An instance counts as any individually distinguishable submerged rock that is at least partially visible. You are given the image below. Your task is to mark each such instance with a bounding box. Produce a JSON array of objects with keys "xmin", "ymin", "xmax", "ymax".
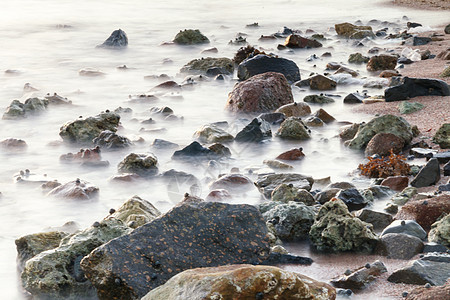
[
  {"xmin": 303, "ymin": 94, "xmax": 334, "ymax": 104},
  {"xmin": 173, "ymin": 29, "xmax": 209, "ymax": 45},
  {"xmin": 3, "ymin": 98, "xmax": 48, "ymax": 119},
  {"xmin": 275, "ymin": 102, "xmax": 311, "ymax": 117},
  {"xmin": 0, "ymin": 138, "xmax": 27, "ymax": 150},
  {"xmin": 255, "ymin": 173, "xmax": 314, "ymax": 199},
  {"xmin": 348, "ymin": 52, "xmax": 370, "ymax": 64},
  {"xmin": 142, "ymin": 265, "xmax": 336, "ymax": 300},
  {"xmin": 237, "ymin": 54, "xmax": 300, "ymax": 83},
  {"xmin": 335, "ymin": 23, "xmax": 373, "ymax": 38},
  {"xmin": 194, "ymin": 124, "xmax": 234, "ymax": 144},
  {"xmin": 110, "ymin": 195, "xmax": 161, "ymax": 228},
  {"xmin": 284, "ymin": 34, "xmax": 322, "ymax": 48},
  {"xmin": 97, "ymin": 29, "xmax": 128, "ymax": 48},
  {"xmin": 117, "ymin": 153, "xmax": 158, "ymax": 177},
  {"xmin": 93, "ymin": 130, "xmax": 131, "ymax": 149},
  {"xmin": 331, "ymin": 260, "xmax": 387, "ymax": 290},
  {"xmin": 277, "ymin": 117, "xmax": 311, "ymax": 140},
  {"xmin": 47, "ymin": 179, "xmax": 99, "ymax": 200},
  {"xmin": 385, "ymin": 77, "xmax": 450, "ymax": 102},
  {"xmin": 276, "ymin": 148, "xmax": 305, "ymax": 160},
  {"xmin": 180, "ymin": 57, "xmax": 233, "ymax": 75},
  {"xmin": 234, "ymin": 117, "xmax": 272, "ymax": 143},
  {"xmin": 172, "ymin": 141, "xmax": 217, "ymax": 160}
]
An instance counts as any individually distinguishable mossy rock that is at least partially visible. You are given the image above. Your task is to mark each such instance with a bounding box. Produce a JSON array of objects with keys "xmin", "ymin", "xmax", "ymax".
[
  {"xmin": 180, "ymin": 57, "xmax": 234, "ymax": 75},
  {"xmin": 398, "ymin": 101, "xmax": 424, "ymax": 114},
  {"xmin": 348, "ymin": 53, "xmax": 370, "ymax": 64},
  {"xmin": 110, "ymin": 195, "xmax": 161, "ymax": 228},
  {"xmin": 441, "ymin": 66, "xmax": 450, "ymax": 77},
  {"xmin": 277, "ymin": 117, "xmax": 311, "ymax": 140},
  {"xmin": 173, "ymin": 29, "xmax": 209, "ymax": 45},
  {"xmin": 429, "ymin": 214, "xmax": 450, "ymax": 247},
  {"xmin": 433, "ymin": 123, "xmax": 450, "ymax": 149}
]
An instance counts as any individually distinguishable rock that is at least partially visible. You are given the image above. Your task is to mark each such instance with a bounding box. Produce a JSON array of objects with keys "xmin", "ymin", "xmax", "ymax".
[
  {"xmin": 209, "ymin": 174, "xmax": 253, "ymax": 193},
  {"xmin": 396, "ymin": 195, "xmax": 450, "ymax": 231},
  {"xmin": 275, "ymin": 102, "xmax": 311, "ymax": 117},
  {"xmin": 434, "ymin": 151, "xmax": 450, "ymax": 163},
  {"xmin": 21, "ymin": 218, "xmax": 131, "ymax": 299},
  {"xmin": 406, "ymin": 280, "xmax": 450, "ymax": 300},
  {"xmin": 193, "ymin": 124, "xmax": 233, "ymax": 144},
  {"xmin": 80, "ymin": 202, "xmax": 272, "ymax": 299},
  {"xmin": 60, "ymin": 146, "xmax": 106, "ymax": 166},
  {"xmin": 327, "ymin": 182, "xmax": 356, "ymax": 190},
  {"xmin": 315, "ymin": 188, "xmax": 341, "ymax": 204},
  {"xmin": 276, "ymin": 148, "xmax": 305, "ymax": 160},
  {"xmin": 44, "ymin": 93, "xmax": 72, "ymax": 105},
  {"xmin": 110, "ymin": 195, "xmax": 161, "ymax": 229},
  {"xmin": 142, "ymin": 264, "xmax": 336, "ymax": 300},
  {"xmin": 381, "ymin": 176, "xmax": 409, "ymax": 191},
  {"xmin": 446, "ymin": 24, "xmax": 450, "ymax": 34},
  {"xmin": 93, "ymin": 130, "xmax": 131, "ymax": 149},
  {"xmin": 173, "ymin": 29, "xmax": 209, "ymax": 45},
  {"xmin": 391, "ymin": 187, "xmax": 418, "ymax": 205},
  {"xmin": 2, "ymin": 98, "xmax": 48, "ymax": 119},
  {"xmin": 367, "ymin": 55, "xmax": 397, "ymax": 71},
  {"xmin": 335, "ymin": 23, "xmax": 373, "ymax": 38},
  {"xmin": 381, "ymin": 220, "xmax": 427, "ymax": 240},
  {"xmin": 172, "ymin": 141, "xmax": 217, "ymax": 160},
  {"xmin": 180, "ymin": 57, "xmax": 233, "ymax": 75},
  {"xmin": 313, "ymin": 108, "xmax": 335, "ymax": 123},
  {"xmin": 260, "ymin": 201, "xmax": 315, "ymax": 241},
  {"xmin": 385, "ymin": 77, "xmax": 450, "ymax": 102},
  {"xmin": 234, "ymin": 117, "xmax": 271, "ymax": 143},
  {"xmin": 339, "ymin": 123, "xmax": 360, "ymax": 140},
  {"xmin": 78, "ymin": 68, "xmax": 105, "ymax": 77},
  {"xmin": 257, "ymin": 112, "xmax": 286, "ymax": 125},
  {"xmin": 444, "ymin": 161, "xmax": 450, "ymax": 176},
  {"xmin": 348, "ymin": 114, "xmax": 413, "ymax": 150},
  {"xmin": 271, "ymin": 184, "xmax": 315, "ymax": 205},
  {"xmin": 303, "ymin": 94, "xmax": 334, "ymax": 104},
  {"xmin": 404, "ymin": 36, "xmax": 432, "ymax": 46},
  {"xmin": 0, "ymin": 138, "xmax": 27, "ymax": 150},
  {"xmin": 376, "ymin": 233, "xmax": 423, "ymax": 259},
  {"xmin": 305, "ymin": 116, "xmax": 324, "ymax": 127},
  {"xmin": 309, "ymin": 199, "xmax": 378, "ymax": 252},
  {"xmin": 226, "ymin": 72, "xmax": 294, "ymax": 113},
  {"xmin": 206, "ymin": 143, "xmax": 230, "ymax": 158},
  {"xmin": 380, "ymin": 70, "xmax": 400, "ymax": 78},
  {"xmin": 47, "ymin": 179, "xmax": 99, "ymax": 200},
  {"xmin": 59, "ymin": 112, "xmax": 120, "ymax": 145},
  {"xmin": 117, "ymin": 153, "xmax": 158, "ymax": 177},
  {"xmin": 388, "ymin": 253, "xmax": 450, "ymax": 286},
  {"xmin": 205, "ymin": 189, "xmax": 232, "ymax": 202},
  {"xmin": 441, "ymin": 66, "xmax": 450, "ymax": 77},
  {"xmin": 331, "ymin": 261, "xmax": 387, "ymax": 290},
  {"xmin": 411, "ymin": 158, "xmax": 440, "ymax": 188},
  {"xmin": 343, "ymin": 92, "xmax": 364, "ymax": 104},
  {"xmin": 237, "ymin": 54, "xmax": 300, "ymax": 83},
  {"xmin": 151, "ymin": 139, "xmax": 179, "ymax": 149},
  {"xmin": 399, "ymin": 101, "xmax": 425, "ymax": 114},
  {"xmin": 433, "ymin": 123, "xmax": 450, "ymax": 149},
  {"xmin": 423, "ymin": 242, "xmax": 448, "ymax": 253},
  {"xmin": 365, "ymin": 132, "xmax": 405, "ymax": 156},
  {"xmin": 264, "ymin": 159, "xmax": 293, "ymax": 169},
  {"xmin": 284, "ymin": 34, "xmax": 323, "ymax": 48},
  {"xmin": 232, "ymin": 45, "xmax": 263, "ymax": 65},
  {"xmin": 334, "ymin": 66, "xmax": 358, "ymax": 77},
  {"xmin": 255, "ymin": 173, "xmax": 314, "ymax": 199},
  {"xmin": 429, "ymin": 214, "xmax": 450, "ymax": 247},
  {"xmin": 336, "ymin": 188, "xmax": 370, "ymax": 211},
  {"xmin": 308, "ymin": 74, "xmax": 337, "ymax": 90},
  {"xmin": 97, "ymin": 29, "xmax": 128, "ymax": 48},
  {"xmin": 277, "ymin": 117, "xmax": 311, "ymax": 140},
  {"xmin": 348, "ymin": 53, "xmax": 370, "ymax": 64},
  {"xmin": 354, "ymin": 209, "xmax": 393, "ymax": 230}
]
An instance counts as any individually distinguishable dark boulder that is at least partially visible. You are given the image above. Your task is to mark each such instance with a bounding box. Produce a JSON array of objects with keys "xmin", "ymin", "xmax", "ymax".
[
  {"xmin": 97, "ymin": 29, "xmax": 128, "ymax": 48},
  {"xmin": 284, "ymin": 34, "xmax": 322, "ymax": 48},
  {"xmin": 93, "ymin": 130, "xmax": 131, "ymax": 149},
  {"xmin": 336, "ymin": 188, "xmax": 370, "ymax": 211},
  {"xmin": 376, "ymin": 233, "xmax": 423, "ymax": 260},
  {"xmin": 235, "ymin": 117, "xmax": 272, "ymax": 143},
  {"xmin": 172, "ymin": 141, "xmax": 217, "ymax": 160},
  {"xmin": 237, "ymin": 54, "xmax": 300, "ymax": 83},
  {"xmin": 381, "ymin": 220, "xmax": 427, "ymax": 240},
  {"xmin": 257, "ymin": 112, "xmax": 286, "ymax": 125},
  {"xmin": 343, "ymin": 92, "xmax": 364, "ymax": 104},
  {"xmin": 410, "ymin": 158, "xmax": 440, "ymax": 188},
  {"xmin": 173, "ymin": 29, "xmax": 209, "ymax": 45},
  {"xmin": 385, "ymin": 77, "xmax": 450, "ymax": 102},
  {"xmin": 354, "ymin": 209, "xmax": 393, "ymax": 230}
]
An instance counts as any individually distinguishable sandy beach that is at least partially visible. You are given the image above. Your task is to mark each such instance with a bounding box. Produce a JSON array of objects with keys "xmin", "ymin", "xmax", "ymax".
[{"xmin": 391, "ymin": 0, "xmax": 450, "ymax": 10}]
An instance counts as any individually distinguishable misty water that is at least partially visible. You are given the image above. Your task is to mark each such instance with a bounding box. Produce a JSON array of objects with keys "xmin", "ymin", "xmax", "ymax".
[{"xmin": 0, "ymin": 0, "xmax": 449, "ymax": 299}]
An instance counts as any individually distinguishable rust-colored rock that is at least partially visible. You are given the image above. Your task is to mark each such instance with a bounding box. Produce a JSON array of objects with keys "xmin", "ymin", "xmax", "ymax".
[
  {"xmin": 209, "ymin": 174, "xmax": 254, "ymax": 192},
  {"xmin": 205, "ymin": 189, "xmax": 232, "ymax": 202},
  {"xmin": 309, "ymin": 74, "xmax": 337, "ymax": 90},
  {"xmin": 406, "ymin": 280, "xmax": 450, "ymax": 300},
  {"xmin": 381, "ymin": 176, "xmax": 409, "ymax": 191},
  {"xmin": 276, "ymin": 148, "xmax": 305, "ymax": 160},
  {"xmin": 226, "ymin": 72, "xmax": 294, "ymax": 113},
  {"xmin": 380, "ymin": 70, "xmax": 400, "ymax": 78},
  {"xmin": 314, "ymin": 108, "xmax": 335, "ymax": 123},
  {"xmin": 367, "ymin": 55, "xmax": 398, "ymax": 72},
  {"xmin": 46, "ymin": 179, "xmax": 99, "ymax": 200},
  {"xmin": 275, "ymin": 102, "xmax": 311, "ymax": 117},
  {"xmin": 365, "ymin": 132, "xmax": 405, "ymax": 157}
]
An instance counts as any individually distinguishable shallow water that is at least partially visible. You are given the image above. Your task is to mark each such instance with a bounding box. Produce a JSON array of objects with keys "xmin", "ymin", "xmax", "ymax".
[{"xmin": 0, "ymin": 0, "xmax": 449, "ymax": 299}]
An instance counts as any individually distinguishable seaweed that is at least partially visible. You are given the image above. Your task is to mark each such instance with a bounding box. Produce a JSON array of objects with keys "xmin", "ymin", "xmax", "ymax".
[{"xmin": 358, "ymin": 149, "xmax": 410, "ymax": 178}]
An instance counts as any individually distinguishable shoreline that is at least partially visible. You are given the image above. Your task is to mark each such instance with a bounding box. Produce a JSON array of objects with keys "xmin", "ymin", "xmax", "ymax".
[{"xmin": 387, "ymin": 0, "xmax": 450, "ymax": 11}]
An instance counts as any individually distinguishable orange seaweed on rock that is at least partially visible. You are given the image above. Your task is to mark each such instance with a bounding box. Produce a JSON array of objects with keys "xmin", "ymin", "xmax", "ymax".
[{"xmin": 358, "ymin": 149, "xmax": 410, "ymax": 178}]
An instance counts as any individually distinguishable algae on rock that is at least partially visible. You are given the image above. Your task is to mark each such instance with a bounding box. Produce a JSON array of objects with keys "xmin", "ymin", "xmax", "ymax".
[{"xmin": 110, "ymin": 195, "xmax": 161, "ymax": 228}]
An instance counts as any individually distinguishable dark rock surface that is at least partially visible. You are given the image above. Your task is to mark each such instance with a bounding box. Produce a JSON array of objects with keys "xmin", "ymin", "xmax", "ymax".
[
  {"xmin": 381, "ymin": 220, "xmax": 427, "ymax": 241},
  {"xmin": 237, "ymin": 54, "xmax": 300, "ymax": 83},
  {"xmin": 343, "ymin": 92, "xmax": 364, "ymax": 104},
  {"xmin": 354, "ymin": 209, "xmax": 393, "ymax": 230},
  {"xmin": 331, "ymin": 260, "xmax": 387, "ymax": 290},
  {"xmin": 235, "ymin": 117, "xmax": 272, "ymax": 142},
  {"xmin": 3, "ymin": 98, "xmax": 48, "ymax": 119},
  {"xmin": 336, "ymin": 188, "xmax": 370, "ymax": 211},
  {"xmin": 381, "ymin": 176, "xmax": 409, "ymax": 191},
  {"xmin": 385, "ymin": 77, "xmax": 450, "ymax": 102},
  {"xmin": 97, "ymin": 29, "xmax": 128, "ymax": 48},
  {"xmin": 173, "ymin": 29, "xmax": 209, "ymax": 45},
  {"xmin": 93, "ymin": 130, "xmax": 131, "ymax": 149},
  {"xmin": 411, "ymin": 158, "xmax": 440, "ymax": 188},
  {"xmin": 376, "ymin": 233, "xmax": 423, "ymax": 260},
  {"xmin": 284, "ymin": 34, "xmax": 322, "ymax": 48},
  {"xmin": 172, "ymin": 141, "xmax": 217, "ymax": 160},
  {"xmin": 366, "ymin": 54, "xmax": 397, "ymax": 71}
]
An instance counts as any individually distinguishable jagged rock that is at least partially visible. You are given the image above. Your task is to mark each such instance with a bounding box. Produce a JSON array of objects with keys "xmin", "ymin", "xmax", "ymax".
[
  {"xmin": 97, "ymin": 29, "xmax": 128, "ymax": 48},
  {"xmin": 433, "ymin": 123, "xmax": 450, "ymax": 149},
  {"xmin": 303, "ymin": 94, "xmax": 334, "ymax": 104},
  {"xmin": 180, "ymin": 57, "xmax": 233, "ymax": 75},
  {"xmin": 364, "ymin": 132, "xmax": 405, "ymax": 156},
  {"xmin": 331, "ymin": 261, "xmax": 387, "ymax": 290},
  {"xmin": 376, "ymin": 233, "xmax": 424, "ymax": 259},
  {"xmin": 47, "ymin": 179, "xmax": 99, "ymax": 200},
  {"xmin": 354, "ymin": 209, "xmax": 393, "ymax": 230},
  {"xmin": 336, "ymin": 188, "xmax": 370, "ymax": 211},
  {"xmin": 173, "ymin": 29, "xmax": 209, "ymax": 45},
  {"xmin": 284, "ymin": 34, "xmax": 323, "ymax": 48},
  {"xmin": 276, "ymin": 148, "xmax": 305, "ymax": 160},
  {"xmin": 381, "ymin": 220, "xmax": 427, "ymax": 240},
  {"xmin": 226, "ymin": 72, "xmax": 294, "ymax": 113},
  {"xmin": 381, "ymin": 176, "xmax": 409, "ymax": 191},
  {"xmin": 411, "ymin": 158, "xmax": 440, "ymax": 188},
  {"xmin": 271, "ymin": 184, "xmax": 315, "ymax": 205},
  {"xmin": 348, "ymin": 53, "xmax": 370, "ymax": 64},
  {"xmin": 141, "ymin": 265, "xmax": 335, "ymax": 300},
  {"xmin": 367, "ymin": 55, "xmax": 397, "ymax": 71},
  {"xmin": 343, "ymin": 92, "xmax": 364, "ymax": 104},
  {"xmin": 110, "ymin": 195, "xmax": 161, "ymax": 228},
  {"xmin": 255, "ymin": 173, "xmax": 314, "ymax": 199},
  {"xmin": 277, "ymin": 117, "xmax": 311, "ymax": 140},
  {"xmin": 93, "ymin": 130, "xmax": 131, "ymax": 149},
  {"xmin": 237, "ymin": 54, "xmax": 300, "ymax": 83},
  {"xmin": 80, "ymin": 202, "xmax": 271, "ymax": 299},
  {"xmin": 2, "ymin": 98, "xmax": 48, "ymax": 119},
  {"xmin": 308, "ymin": 74, "xmax": 337, "ymax": 90},
  {"xmin": 234, "ymin": 117, "xmax": 271, "ymax": 143},
  {"xmin": 172, "ymin": 141, "xmax": 217, "ymax": 160},
  {"xmin": 193, "ymin": 124, "xmax": 234, "ymax": 144},
  {"xmin": 257, "ymin": 112, "xmax": 286, "ymax": 125},
  {"xmin": 21, "ymin": 218, "xmax": 132, "ymax": 299},
  {"xmin": 117, "ymin": 153, "xmax": 158, "ymax": 177},
  {"xmin": 348, "ymin": 114, "xmax": 413, "ymax": 150},
  {"xmin": 275, "ymin": 102, "xmax": 311, "ymax": 117},
  {"xmin": 335, "ymin": 23, "xmax": 373, "ymax": 38},
  {"xmin": 309, "ymin": 199, "xmax": 378, "ymax": 252},
  {"xmin": 429, "ymin": 214, "xmax": 450, "ymax": 247},
  {"xmin": 59, "ymin": 112, "xmax": 120, "ymax": 145},
  {"xmin": 385, "ymin": 77, "xmax": 450, "ymax": 102}
]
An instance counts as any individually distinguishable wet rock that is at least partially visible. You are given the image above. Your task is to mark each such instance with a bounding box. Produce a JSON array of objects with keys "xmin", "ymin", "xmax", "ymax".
[
  {"xmin": 0, "ymin": 138, "xmax": 27, "ymax": 150},
  {"xmin": 406, "ymin": 280, "xmax": 450, "ymax": 300},
  {"xmin": 208, "ymin": 143, "xmax": 231, "ymax": 158},
  {"xmin": 173, "ymin": 29, "xmax": 209, "ymax": 45},
  {"xmin": 21, "ymin": 218, "xmax": 131, "ymax": 299},
  {"xmin": 275, "ymin": 102, "xmax": 311, "ymax": 117},
  {"xmin": 303, "ymin": 94, "xmax": 334, "ymax": 104},
  {"xmin": 234, "ymin": 117, "xmax": 271, "ymax": 143},
  {"xmin": 78, "ymin": 68, "xmax": 105, "ymax": 77},
  {"xmin": 264, "ymin": 159, "xmax": 293, "ymax": 169},
  {"xmin": 444, "ymin": 161, "xmax": 450, "ymax": 176},
  {"xmin": 391, "ymin": 187, "xmax": 417, "ymax": 205},
  {"xmin": 47, "ymin": 179, "xmax": 99, "ymax": 200},
  {"xmin": 385, "ymin": 77, "xmax": 450, "ymax": 102},
  {"xmin": 232, "ymin": 45, "xmax": 263, "ymax": 65},
  {"xmin": 205, "ymin": 189, "xmax": 232, "ymax": 202},
  {"xmin": 331, "ymin": 260, "xmax": 387, "ymax": 290},
  {"xmin": 343, "ymin": 92, "xmax": 364, "ymax": 104},
  {"xmin": 3, "ymin": 98, "xmax": 48, "ymax": 119},
  {"xmin": 381, "ymin": 220, "xmax": 427, "ymax": 240},
  {"xmin": 354, "ymin": 209, "xmax": 393, "ymax": 230},
  {"xmin": 380, "ymin": 70, "xmax": 400, "ymax": 78},
  {"xmin": 308, "ymin": 74, "xmax": 337, "ymax": 90},
  {"xmin": 376, "ymin": 233, "xmax": 423, "ymax": 259},
  {"xmin": 257, "ymin": 112, "xmax": 286, "ymax": 125},
  {"xmin": 411, "ymin": 158, "xmax": 440, "ymax": 188},
  {"xmin": 117, "ymin": 153, "xmax": 158, "ymax": 177},
  {"xmin": 339, "ymin": 123, "xmax": 360, "ymax": 140},
  {"xmin": 59, "ymin": 112, "xmax": 120, "ymax": 145},
  {"xmin": 304, "ymin": 116, "xmax": 324, "ymax": 127},
  {"xmin": 97, "ymin": 29, "xmax": 128, "ymax": 48},
  {"xmin": 309, "ymin": 199, "xmax": 378, "ymax": 252},
  {"xmin": 433, "ymin": 151, "xmax": 450, "ymax": 163},
  {"xmin": 410, "ymin": 147, "xmax": 436, "ymax": 158},
  {"xmin": 433, "ymin": 123, "xmax": 450, "ymax": 149},
  {"xmin": 209, "ymin": 174, "xmax": 253, "ymax": 193},
  {"xmin": 336, "ymin": 188, "xmax": 370, "ymax": 211},
  {"xmin": 237, "ymin": 54, "xmax": 300, "ymax": 83},
  {"xmin": 399, "ymin": 101, "xmax": 425, "ymax": 114},
  {"xmin": 80, "ymin": 202, "xmax": 271, "ymax": 299},
  {"xmin": 388, "ymin": 253, "xmax": 450, "ymax": 286},
  {"xmin": 441, "ymin": 66, "xmax": 450, "ymax": 77},
  {"xmin": 44, "ymin": 93, "xmax": 72, "ymax": 105},
  {"xmin": 334, "ymin": 66, "xmax": 358, "ymax": 77},
  {"xmin": 60, "ymin": 146, "xmax": 106, "ymax": 167},
  {"xmin": 335, "ymin": 23, "xmax": 373, "ymax": 38},
  {"xmin": 315, "ymin": 188, "xmax": 341, "ymax": 204},
  {"xmin": 255, "ymin": 173, "xmax": 314, "ymax": 199},
  {"xmin": 193, "ymin": 124, "xmax": 233, "ymax": 144},
  {"xmin": 226, "ymin": 72, "xmax": 294, "ymax": 113},
  {"xmin": 348, "ymin": 52, "xmax": 370, "ymax": 64},
  {"xmin": 151, "ymin": 138, "xmax": 178, "ymax": 149},
  {"xmin": 381, "ymin": 176, "xmax": 409, "ymax": 191},
  {"xmin": 313, "ymin": 108, "xmax": 335, "ymax": 123},
  {"xmin": 271, "ymin": 184, "xmax": 315, "ymax": 205},
  {"xmin": 172, "ymin": 141, "xmax": 217, "ymax": 160},
  {"xmin": 396, "ymin": 195, "xmax": 450, "ymax": 231},
  {"xmin": 327, "ymin": 182, "xmax": 356, "ymax": 190},
  {"xmin": 276, "ymin": 148, "xmax": 305, "ymax": 160},
  {"xmin": 348, "ymin": 114, "xmax": 413, "ymax": 150},
  {"xmin": 93, "ymin": 130, "xmax": 131, "ymax": 149},
  {"xmin": 110, "ymin": 195, "xmax": 161, "ymax": 229},
  {"xmin": 142, "ymin": 264, "xmax": 335, "ymax": 300},
  {"xmin": 284, "ymin": 34, "xmax": 322, "ymax": 48},
  {"xmin": 180, "ymin": 57, "xmax": 233, "ymax": 75},
  {"xmin": 277, "ymin": 117, "xmax": 310, "ymax": 140},
  {"xmin": 367, "ymin": 55, "xmax": 398, "ymax": 71},
  {"xmin": 429, "ymin": 214, "xmax": 450, "ymax": 247},
  {"xmin": 365, "ymin": 132, "xmax": 405, "ymax": 157}
]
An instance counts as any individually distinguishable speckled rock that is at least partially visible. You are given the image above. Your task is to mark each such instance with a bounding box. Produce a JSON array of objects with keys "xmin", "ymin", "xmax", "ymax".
[
  {"xmin": 255, "ymin": 173, "xmax": 314, "ymax": 199},
  {"xmin": 429, "ymin": 214, "xmax": 450, "ymax": 247},
  {"xmin": 47, "ymin": 179, "xmax": 99, "ymax": 200},
  {"xmin": 391, "ymin": 186, "xmax": 417, "ymax": 206},
  {"xmin": 284, "ymin": 34, "xmax": 323, "ymax": 48},
  {"xmin": 93, "ymin": 130, "xmax": 131, "ymax": 149},
  {"xmin": 348, "ymin": 114, "xmax": 413, "ymax": 150},
  {"xmin": 59, "ymin": 112, "xmax": 120, "ymax": 145},
  {"xmin": 303, "ymin": 94, "xmax": 334, "ymax": 104},
  {"xmin": 97, "ymin": 29, "xmax": 128, "ymax": 48},
  {"xmin": 275, "ymin": 102, "xmax": 311, "ymax": 117},
  {"xmin": 180, "ymin": 57, "xmax": 233, "ymax": 75},
  {"xmin": 309, "ymin": 199, "xmax": 378, "ymax": 252},
  {"xmin": 141, "ymin": 264, "xmax": 336, "ymax": 300},
  {"xmin": 433, "ymin": 123, "xmax": 450, "ymax": 149},
  {"xmin": 376, "ymin": 233, "xmax": 424, "ymax": 260},
  {"xmin": 399, "ymin": 102, "xmax": 425, "ymax": 114},
  {"xmin": 276, "ymin": 148, "xmax": 305, "ymax": 160},
  {"xmin": 348, "ymin": 52, "xmax": 370, "ymax": 64},
  {"xmin": 117, "ymin": 153, "xmax": 158, "ymax": 177},
  {"xmin": 237, "ymin": 54, "xmax": 300, "ymax": 83},
  {"xmin": 406, "ymin": 280, "xmax": 450, "ymax": 300},
  {"xmin": 193, "ymin": 124, "xmax": 234, "ymax": 144},
  {"xmin": 21, "ymin": 218, "xmax": 132, "ymax": 300},
  {"xmin": 173, "ymin": 29, "xmax": 209, "ymax": 45},
  {"xmin": 234, "ymin": 117, "xmax": 272, "ymax": 143},
  {"xmin": 354, "ymin": 209, "xmax": 393, "ymax": 230},
  {"xmin": 385, "ymin": 77, "xmax": 450, "ymax": 102},
  {"xmin": 226, "ymin": 72, "xmax": 294, "ymax": 113},
  {"xmin": 381, "ymin": 220, "xmax": 427, "ymax": 241},
  {"xmin": 308, "ymin": 74, "xmax": 337, "ymax": 90},
  {"xmin": 110, "ymin": 195, "xmax": 161, "ymax": 229},
  {"xmin": 331, "ymin": 260, "xmax": 387, "ymax": 290},
  {"xmin": 381, "ymin": 176, "xmax": 409, "ymax": 191},
  {"xmin": 80, "ymin": 202, "xmax": 271, "ymax": 300},
  {"xmin": 277, "ymin": 117, "xmax": 311, "ymax": 140},
  {"xmin": 364, "ymin": 132, "xmax": 405, "ymax": 156},
  {"xmin": 335, "ymin": 23, "xmax": 373, "ymax": 38},
  {"xmin": 3, "ymin": 98, "xmax": 48, "ymax": 119},
  {"xmin": 411, "ymin": 158, "xmax": 440, "ymax": 188},
  {"xmin": 271, "ymin": 184, "xmax": 315, "ymax": 205},
  {"xmin": 366, "ymin": 55, "xmax": 397, "ymax": 71}
]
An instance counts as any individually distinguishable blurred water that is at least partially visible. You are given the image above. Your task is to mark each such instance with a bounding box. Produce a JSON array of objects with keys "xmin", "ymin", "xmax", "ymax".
[{"xmin": 0, "ymin": 0, "xmax": 449, "ymax": 299}]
